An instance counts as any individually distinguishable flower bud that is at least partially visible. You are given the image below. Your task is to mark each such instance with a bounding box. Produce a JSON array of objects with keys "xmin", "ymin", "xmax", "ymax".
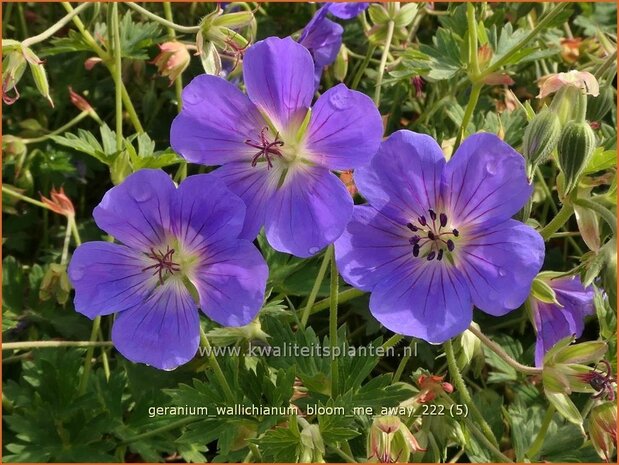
[
  {"xmin": 557, "ymin": 120, "xmax": 597, "ymax": 195},
  {"xmin": 394, "ymin": 2, "xmax": 418, "ymax": 28},
  {"xmin": 368, "ymin": 4, "xmax": 390, "ymax": 25},
  {"xmin": 2, "ymin": 50, "xmax": 27, "ymax": 105},
  {"xmin": 151, "ymin": 41, "xmax": 191, "ymax": 85},
  {"xmin": 333, "ymin": 45, "xmax": 348, "ymax": 83},
  {"xmin": 368, "ymin": 416, "xmax": 426, "ymax": 463},
  {"xmin": 574, "ymin": 188, "xmax": 601, "ymax": 252},
  {"xmin": 39, "ymin": 263, "xmax": 72, "ymax": 305},
  {"xmin": 416, "ymin": 373, "xmax": 454, "ymax": 403},
  {"xmin": 40, "ymin": 187, "xmax": 75, "ymax": 217},
  {"xmin": 587, "ymin": 85, "xmax": 614, "ymax": 124},
  {"xmin": 588, "ymin": 402, "xmax": 617, "ymax": 462},
  {"xmin": 560, "ymin": 38, "xmax": 582, "ymax": 64},
  {"xmin": 68, "ymin": 86, "xmax": 93, "ymax": 113},
  {"xmin": 300, "ymin": 424, "xmax": 325, "ymax": 463},
  {"xmin": 22, "ymin": 46, "xmax": 53, "ymax": 107},
  {"xmin": 522, "ymin": 107, "xmax": 562, "ymax": 168}
]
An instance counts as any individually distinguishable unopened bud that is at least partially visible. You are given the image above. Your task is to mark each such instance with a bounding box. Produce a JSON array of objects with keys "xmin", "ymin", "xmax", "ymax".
[
  {"xmin": 588, "ymin": 402, "xmax": 617, "ymax": 462},
  {"xmin": 477, "ymin": 44, "xmax": 493, "ymax": 68},
  {"xmin": 368, "ymin": 4, "xmax": 390, "ymax": 25},
  {"xmin": 368, "ymin": 416, "xmax": 426, "ymax": 463},
  {"xmin": 560, "ymin": 38, "xmax": 582, "ymax": 64},
  {"xmin": 84, "ymin": 57, "xmax": 103, "ymax": 70},
  {"xmin": 300, "ymin": 424, "xmax": 325, "ymax": 463},
  {"xmin": 557, "ymin": 120, "xmax": 597, "ymax": 194},
  {"xmin": 587, "ymin": 85, "xmax": 614, "ymax": 124},
  {"xmin": 333, "ymin": 45, "xmax": 348, "ymax": 82},
  {"xmin": 68, "ymin": 86, "xmax": 93, "ymax": 113},
  {"xmin": 394, "ymin": 2, "xmax": 418, "ymax": 28},
  {"xmin": 523, "ymin": 107, "xmax": 562, "ymax": 168},
  {"xmin": 151, "ymin": 41, "xmax": 191, "ymax": 85},
  {"xmin": 22, "ymin": 46, "xmax": 53, "ymax": 107},
  {"xmin": 40, "ymin": 263, "xmax": 72, "ymax": 305},
  {"xmin": 2, "ymin": 50, "xmax": 27, "ymax": 105}
]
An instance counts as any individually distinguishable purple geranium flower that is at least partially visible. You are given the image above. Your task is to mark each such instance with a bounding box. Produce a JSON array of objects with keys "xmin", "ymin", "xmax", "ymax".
[
  {"xmin": 531, "ymin": 275, "xmax": 595, "ymax": 366},
  {"xmin": 68, "ymin": 169, "xmax": 268, "ymax": 370},
  {"xmin": 335, "ymin": 130, "xmax": 545, "ymax": 343},
  {"xmin": 299, "ymin": 3, "xmax": 369, "ymax": 86},
  {"xmin": 170, "ymin": 37, "xmax": 383, "ymax": 258}
]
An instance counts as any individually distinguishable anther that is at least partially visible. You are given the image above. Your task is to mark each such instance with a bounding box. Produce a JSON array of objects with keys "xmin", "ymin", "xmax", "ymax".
[
  {"xmin": 452, "ymin": 229, "xmax": 459, "ymax": 237},
  {"xmin": 406, "ymin": 222, "xmax": 418, "ymax": 232},
  {"xmin": 413, "ymin": 244, "xmax": 420, "ymax": 257},
  {"xmin": 418, "ymin": 216, "xmax": 427, "ymax": 226},
  {"xmin": 427, "ymin": 231, "xmax": 435, "ymax": 240},
  {"xmin": 437, "ymin": 250, "xmax": 444, "ymax": 261},
  {"xmin": 447, "ymin": 239, "xmax": 455, "ymax": 251},
  {"xmin": 440, "ymin": 213, "xmax": 448, "ymax": 228},
  {"xmin": 409, "ymin": 235, "xmax": 421, "ymax": 245},
  {"xmin": 427, "ymin": 251, "xmax": 436, "ymax": 261},
  {"xmin": 429, "ymin": 209, "xmax": 437, "ymax": 221}
]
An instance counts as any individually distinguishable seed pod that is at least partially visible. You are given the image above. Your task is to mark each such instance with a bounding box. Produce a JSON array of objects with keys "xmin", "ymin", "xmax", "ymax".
[
  {"xmin": 587, "ymin": 84, "xmax": 614, "ymax": 123},
  {"xmin": 22, "ymin": 46, "xmax": 53, "ymax": 107},
  {"xmin": 333, "ymin": 45, "xmax": 348, "ymax": 82},
  {"xmin": 522, "ymin": 107, "xmax": 562, "ymax": 167},
  {"xmin": 557, "ymin": 120, "xmax": 597, "ymax": 195}
]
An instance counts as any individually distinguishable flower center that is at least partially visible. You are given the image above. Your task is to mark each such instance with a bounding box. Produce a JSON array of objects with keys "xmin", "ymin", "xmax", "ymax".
[
  {"xmin": 407, "ymin": 209, "xmax": 459, "ymax": 262},
  {"xmin": 142, "ymin": 245, "xmax": 181, "ymax": 284},
  {"xmin": 245, "ymin": 127, "xmax": 284, "ymax": 169}
]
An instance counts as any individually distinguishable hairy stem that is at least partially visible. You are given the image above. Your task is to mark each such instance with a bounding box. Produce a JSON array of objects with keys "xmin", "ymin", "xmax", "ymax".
[
  {"xmin": 444, "ymin": 339, "xmax": 499, "ymax": 448},
  {"xmin": 300, "ymin": 249, "xmax": 331, "ymax": 328},
  {"xmin": 328, "ymin": 245, "xmax": 340, "ymax": 396},
  {"xmin": 78, "ymin": 315, "xmax": 102, "ymax": 395},
  {"xmin": 22, "ymin": 2, "xmax": 92, "ymax": 47},
  {"xmin": 112, "ymin": 2, "xmax": 123, "ymax": 147},
  {"xmin": 126, "ymin": 2, "xmax": 200, "ymax": 34},
  {"xmin": 467, "ymin": 324, "xmax": 542, "ymax": 375},
  {"xmin": 200, "ymin": 327, "xmax": 235, "ymax": 403},
  {"xmin": 162, "ymin": 2, "xmax": 184, "ymax": 113},
  {"xmin": 526, "ymin": 404, "xmax": 555, "ymax": 460},
  {"xmin": 121, "ymin": 417, "xmax": 198, "ymax": 445},
  {"xmin": 3, "ymin": 340, "xmax": 112, "ymax": 350},
  {"xmin": 23, "ymin": 111, "xmax": 90, "ymax": 144},
  {"xmin": 539, "ymin": 203, "xmax": 575, "ymax": 241},
  {"xmin": 374, "ymin": 20, "xmax": 395, "ymax": 105}
]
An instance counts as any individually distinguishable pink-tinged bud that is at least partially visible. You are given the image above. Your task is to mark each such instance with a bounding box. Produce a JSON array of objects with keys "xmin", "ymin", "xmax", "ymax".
[
  {"xmin": 416, "ymin": 374, "xmax": 453, "ymax": 403},
  {"xmin": 588, "ymin": 402, "xmax": 617, "ymax": 462},
  {"xmin": 84, "ymin": 57, "xmax": 103, "ymax": 71},
  {"xmin": 411, "ymin": 76, "xmax": 424, "ymax": 97},
  {"xmin": 368, "ymin": 416, "xmax": 426, "ymax": 463},
  {"xmin": 538, "ymin": 70, "xmax": 600, "ymax": 99},
  {"xmin": 40, "ymin": 187, "xmax": 75, "ymax": 217},
  {"xmin": 477, "ymin": 44, "xmax": 493, "ymax": 68},
  {"xmin": 68, "ymin": 86, "xmax": 93, "ymax": 113},
  {"xmin": 2, "ymin": 50, "xmax": 27, "ymax": 105},
  {"xmin": 483, "ymin": 72, "xmax": 515, "ymax": 86},
  {"xmin": 339, "ymin": 170, "xmax": 358, "ymax": 197},
  {"xmin": 560, "ymin": 38, "xmax": 583, "ymax": 64},
  {"xmin": 151, "ymin": 41, "xmax": 191, "ymax": 85}
]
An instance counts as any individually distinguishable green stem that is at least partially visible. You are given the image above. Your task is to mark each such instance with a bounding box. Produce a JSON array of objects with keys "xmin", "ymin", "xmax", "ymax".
[
  {"xmin": 373, "ymin": 20, "xmax": 395, "ymax": 105},
  {"xmin": 300, "ymin": 249, "xmax": 331, "ymax": 328},
  {"xmin": 539, "ymin": 203, "xmax": 575, "ymax": 241},
  {"xmin": 328, "ymin": 245, "xmax": 339, "ymax": 396},
  {"xmin": 350, "ymin": 44, "xmax": 376, "ymax": 90},
  {"xmin": 454, "ymin": 82, "xmax": 483, "ymax": 150},
  {"xmin": 575, "ymin": 198, "xmax": 618, "ymax": 236},
  {"xmin": 78, "ymin": 315, "xmax": 102, "ymax": 395},
  {"xmin": 327, "ymin": 445, "xmax": 357, "ymax": 463},
  {"xmin": 2, "ymin": 185, "xmax": 53, "ymax": 211},
  {"xmin": 200, "ymin": 327, "xmax": 235, "ymax": 403},
  {"xmin": 467, "ymin": 324, "xmax": 542, "ymax": 375},
  {"xmin": 3, "ymin": 340, "xmax": 112, "ymax": 350},
  {"xmin": 60, "ymin": 216, "xmax": 73, "ymax": 265},
  {"xmin": 304, "ymin": 288, "xmax": 365, "ymax": 317},
  {"xmin": 162, "ymin": 2, "xmax": 184, "ymax": 113},
  {"xmin": 381, "ymin": 334, "xmax": 404, "ymax": 350},
  {"xmin": 111, "ymin": 3, "xmax": 123, "ymax": 147},
  {"xmin": 393, "ymin": 340, "xmax": 415, "ymax": 383},
  {"xmin": 526, "ymin": 404, "xmax": 555, "ymax": 460},
  {"xmin": 126, "ymin": 2, "xmax": 200, "ymax": 34},
  {"xmin": 121, "ymin": 417, "xmax": 198, "ymax": 445},
  {"xmin": 22, "ymin": 2, "xmax": 92, "ymax": 47},
  {"xmin": 23, "ymin": 111, "xmax": 89, "ymax": 144},
  {"xmin": 444, "ymin": 339, "xmax": 499, "ymax": 448},
  {"xmin": 466, "ymin": 3, "xmax": 480, "ymax": 77}
]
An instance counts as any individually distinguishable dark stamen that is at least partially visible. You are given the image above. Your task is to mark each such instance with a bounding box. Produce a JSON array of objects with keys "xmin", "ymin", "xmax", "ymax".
[
  {"xmin": 142, "ymin": 246, "xmax": 181, "ymax": 285},
  {"xmin": 429, "ymin": 209, "xmax": 437, "ymax": 221},
  {"xmin": 413, "ymin": 244, "xmax": 420, "ymax": 257},
  {"xmin": 409, "ymin": 235, "xmax": 421, "ymax": 245},
  {"xmin": 452, "ymin": 229, "xmax": 459, "ymax": 237},
  {"xmin": 447, "ymin": 239, "xmax": 455, "ymax": 251},
  {"xmin": 427, "ymin": 231, "xmax": 435, "ymax": 240},
  {"xmin": 406, "ymin": 222, "xmax": 418, "ymax": 232},
  {"xmin": 245, "ymin": 127, "xmax": 284, "ymax": 169},
  {"xmin": 437, "ymin": 249, "xmax": 444, "ymax": 261},
  {"xmin": 418, "ymin": 216, "xmax": 427, "ymax": 226},
  {"xmin": 427, "ymin": 251, "xmax": 436, "ymax": 261},
  {"xmin": 440, "ymin": 213, "xmax": 448, "ymax": 228}
]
